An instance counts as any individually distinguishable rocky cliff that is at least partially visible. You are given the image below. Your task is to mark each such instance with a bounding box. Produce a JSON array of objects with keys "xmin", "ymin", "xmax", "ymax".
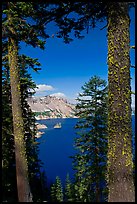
[{"xmin": 27, "ymin": 95, "xmax": 76, "ymax": 119}]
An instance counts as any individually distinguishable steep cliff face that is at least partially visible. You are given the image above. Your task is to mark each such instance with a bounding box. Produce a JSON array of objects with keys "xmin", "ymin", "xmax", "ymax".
[{"xmin": 27, "ymin": 96, "xmax": 76, "ymax": 119}]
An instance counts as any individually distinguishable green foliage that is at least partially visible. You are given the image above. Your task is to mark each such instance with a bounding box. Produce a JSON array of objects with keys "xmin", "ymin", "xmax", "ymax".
[
  {"xmin": 50, "ymin": 176, "xmax": 64, "ymax": 202},
  {"xmin": 2, "ymin": 52, "xmax": 47, "ymax": 202},
  {"xmin": 72, "ymin": 76, "xmax": 108, "ymax": 202},
  {"xmin": 52, "ymin": 2, "xmax": 135, "ymax": 44},
  {"xmin": 50, "ymin": 3, "xmax": 135, "ymax": 201},
  {"xmin": 2, "ymin": 2, "xmax": 50, "ymax": 48},
  {"xmin": 19, "ymin": 56, "xmax": 46, "ymax": 202},
  {"xmin": 2, "ymin": 2, "xmax": 54, "ymax": 201},
  {"xmin": 2, "ymin": 67, "xmax": 18, "ymax": 202},
  {"xmin": 64, "ymin": 173, "xmax": 75, "ymax": 202},
  {"xmin": 2, "ymin": 1, "xmax": 135, "ymax": 202}
]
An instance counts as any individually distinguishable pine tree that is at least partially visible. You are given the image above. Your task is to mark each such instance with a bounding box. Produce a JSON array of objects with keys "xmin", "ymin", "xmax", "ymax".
[
  {"xmin": 51, "ymin": 3, "xmax": 135, "ymax": 201},
  {"xmin": 50, "ymin": 183, "xmax": 56, "ymax": 202},
  {"xmin": 2, "ymin": 2, "xmax": 52, "ymax": 201},
  {"xmin": 3, "ymin": 2, "xmax": 67, "ymax": 201},
  {"xmin": 2, "ymin": 66, "xmax": 18, "ymax": 202},
  {"xmin": 72, "ymin": 76, "xmax": 108, "ymax": 202},
  {"xmin": 64, "ymin": 173, "xmax": 74, "ymax": 202},
  {"xmin": 106, "ymin": 3, "xmax": 135, "ymax": 202},
  {"xmin": 50, "ymin": 176, "xmax": 64, "ymax": 202},
  {"xmin": 19, "ymin": 54, "xmax": 47, "ymax": 202},
  {"xmin": 2, "ymin": 52, "xmax": 47, "ymax": 202}
]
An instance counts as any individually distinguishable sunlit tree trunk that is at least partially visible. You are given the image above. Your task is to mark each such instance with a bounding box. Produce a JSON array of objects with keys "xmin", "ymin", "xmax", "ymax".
[
  {"xmin": 8, "ymin": 7, "xmax": 32, "ymax": 202},
  {"xmin": 107, "ymin": 2, "xmax": 135, "ymax": 202}
]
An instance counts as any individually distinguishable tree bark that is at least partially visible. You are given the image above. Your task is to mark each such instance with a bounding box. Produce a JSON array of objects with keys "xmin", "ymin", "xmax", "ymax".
[
  {"xmin": 8, "ymin": 5, "xmax": 33, "ymax": 202},
  {"xmin": 107, "ymin": 2, "xmax": 135, "ymax": 202}
]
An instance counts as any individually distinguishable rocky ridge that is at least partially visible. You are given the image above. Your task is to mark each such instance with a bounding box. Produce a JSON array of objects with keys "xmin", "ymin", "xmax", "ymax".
[{"xmin": 27, "ymin": 95, "xmax": 76, "ymax": 119}]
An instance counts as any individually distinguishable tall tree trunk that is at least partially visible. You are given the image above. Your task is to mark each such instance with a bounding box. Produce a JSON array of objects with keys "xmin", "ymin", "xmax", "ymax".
[
  {"xmin": 8, "ymin": 8, "xmax": 33, "ymax": 202},
  {"xmin": 107, "ymin": 2, "xmax": 135, "ymax": 202}
]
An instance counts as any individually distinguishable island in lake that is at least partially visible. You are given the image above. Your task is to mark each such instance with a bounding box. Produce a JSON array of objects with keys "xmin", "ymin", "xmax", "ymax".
[{"xmin": 54, "ymin": 122, "xmax": 62, "ymax": 128}]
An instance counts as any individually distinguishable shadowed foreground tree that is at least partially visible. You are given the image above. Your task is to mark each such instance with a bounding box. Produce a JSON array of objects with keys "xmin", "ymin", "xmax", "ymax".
[
  {"xmin": 19, "ymin": 55, "xmax": 48, "ymax": 202},
  {"xmin": 8, "ymin": 26, "xmax": 33, "ymax": 201},
  {"xmin": 52, "ymin": 2, "xmax": 135, "ymax": 201},
  {"xmin": 2, "ymin": 64, "xmax": 18, "ymax": 202},
  {"xmin": 2, "ymin": 2, "xmax": 55, "ymax": 201},
  {"xmin": 2, "ymin": 51, "xmax": 48, "ymax": 202}
]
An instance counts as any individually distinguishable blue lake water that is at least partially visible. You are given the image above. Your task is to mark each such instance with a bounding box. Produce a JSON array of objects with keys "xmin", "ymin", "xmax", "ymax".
[
  {"xmin": 37, "ymin": 118, "xmax": 78, "ymax": 186},
  {"xmin": 37, "ymin": 115, "xmax": 135, "ymax": 186}
]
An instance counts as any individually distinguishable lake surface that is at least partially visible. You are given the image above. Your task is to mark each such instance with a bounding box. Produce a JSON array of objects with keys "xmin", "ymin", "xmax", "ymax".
[
  {"xmin": 37, "ymin": 118, "xmax": 78, "ymax": 186},
  {"xmin": 37, "ymin": 115, "xmax": 135, "ymax": 186}
]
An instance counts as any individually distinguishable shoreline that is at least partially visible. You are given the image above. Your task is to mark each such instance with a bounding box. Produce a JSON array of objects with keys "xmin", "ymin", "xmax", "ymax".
[
  {"xmin": 35, "ymin": 114, "xmax": 134, "ymax": 120},
  {"xmin": 35, "ymin": 117, "xmax": 78, "ymax": 138},
  {"xmin": 35, "ymin": 116, "xmax": 78, "ymax": 120}
]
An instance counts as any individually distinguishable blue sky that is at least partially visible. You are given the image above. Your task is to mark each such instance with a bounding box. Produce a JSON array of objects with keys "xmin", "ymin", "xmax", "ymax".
[{"xmin": 20, "ymin": 7, "xmax": 135, "ymax": 107}]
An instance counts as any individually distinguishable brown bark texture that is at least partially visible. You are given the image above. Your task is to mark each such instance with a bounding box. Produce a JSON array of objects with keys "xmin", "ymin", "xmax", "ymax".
[
  {"xmin": 8, "ymin": 7, "xmax": 33, "ymax": 202},
  {"xmin": 107, "ymin": 2, "xmax": 135, "ymax": 202}
]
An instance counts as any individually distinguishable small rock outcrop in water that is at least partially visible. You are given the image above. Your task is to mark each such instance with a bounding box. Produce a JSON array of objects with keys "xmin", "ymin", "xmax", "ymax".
[
  {"xmin": 36, "ymin": 123, "xmax": 47, "ymax": 129},
  {"xmin": 27, "ymin": 95, "xmax": 76, "ymax": 119},
  {"xmin": 54, "ymin": 123, "xmax": 61, "ymax": 128},
  {"xmin": 35, "ymin": 131, "xmax": 44, "ymax": 138}
]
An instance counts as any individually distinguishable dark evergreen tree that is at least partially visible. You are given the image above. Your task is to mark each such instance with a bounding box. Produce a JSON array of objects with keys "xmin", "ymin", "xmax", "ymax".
[
  {"xmin": 72, "ymin": 76, "xmax": 108, "ymax": 202},
  {"xmin": 2, "ymin": 2, "xmax": 54, "ymax": 201},
  {"xmin": 2, "ymin": 66, "xmax": 18, "ymax": 202},
  {"xmin": 2, "ymin": 53, "xmax": 48, "ymax": 202},
  {"xmin": 50, "ymin": 176, "xmax": 64, "ymax": 202},
  {"xmin": 19, "ymin": 54, "xmax": 48, "ymax": 202}
]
